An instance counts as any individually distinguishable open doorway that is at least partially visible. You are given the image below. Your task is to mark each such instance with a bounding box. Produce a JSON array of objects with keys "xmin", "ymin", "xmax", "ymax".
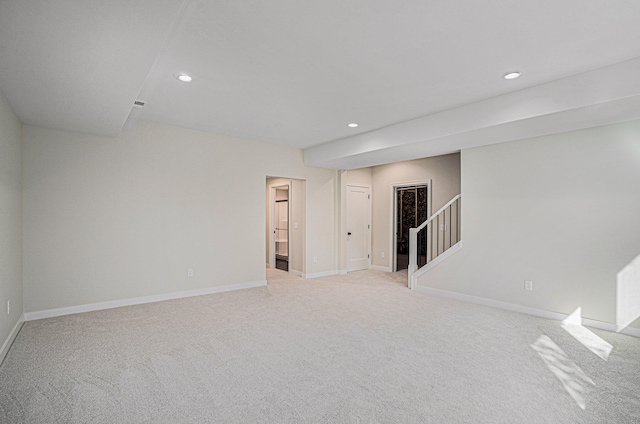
[
  {"xmin": 393, "ymin": 182, "xmax": 431, "ymax": 271},
  {"xmin": 274, "ymin": 186, "xmax": 290, "ymax": 271},
  {"xmin": 266, "ymin": 177, "xmax": 306, "ymax": 277}
]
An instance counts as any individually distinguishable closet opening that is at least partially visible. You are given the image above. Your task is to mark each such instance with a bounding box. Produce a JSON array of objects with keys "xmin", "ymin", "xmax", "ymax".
[
  {"xmin": 266, "ymin": 177, "xmax": 306, "ymax": 278},
  {"xmin": 274, "ymin": 186, "xmax": 290, "ymax": 271},
  {"xmin": 393, "ymin": 183, "xmax": 430, "ymax": 271}
]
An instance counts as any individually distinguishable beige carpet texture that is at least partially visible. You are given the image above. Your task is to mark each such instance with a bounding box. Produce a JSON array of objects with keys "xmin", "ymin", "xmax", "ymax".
[{"xmin": 1, "ymin": 269, "xmax": 639, "ymax": 423}]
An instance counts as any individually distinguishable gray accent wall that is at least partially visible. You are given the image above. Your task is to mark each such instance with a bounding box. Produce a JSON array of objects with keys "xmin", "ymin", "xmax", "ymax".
[{"xmin": 417, "ymin": 120, "xmax": 640, "ymax": 330}]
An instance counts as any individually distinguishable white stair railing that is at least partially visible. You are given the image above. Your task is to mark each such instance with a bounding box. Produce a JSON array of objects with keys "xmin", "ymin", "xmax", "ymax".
[{"xmin": 408, "ymin": 194, "xmax": 461, "ymax": 288}]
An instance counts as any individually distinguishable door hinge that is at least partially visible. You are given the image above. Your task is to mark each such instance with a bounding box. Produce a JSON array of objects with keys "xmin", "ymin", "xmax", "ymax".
[
  {"xmin": 368, "ymin": 224, "xmax": 370, "ymax": 229},
  {"xmin": 367, "ymin": 254, "xmax": 370, "ymax": 258},
  {"xmin": 368, "ymin": 194, "xmax": 370, "ymax": 199}
]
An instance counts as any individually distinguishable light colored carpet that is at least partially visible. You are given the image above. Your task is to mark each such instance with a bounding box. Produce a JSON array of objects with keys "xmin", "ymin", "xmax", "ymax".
[{"xmin": 1, "ymin": 269, "xmax": 639, "ymax": 423}]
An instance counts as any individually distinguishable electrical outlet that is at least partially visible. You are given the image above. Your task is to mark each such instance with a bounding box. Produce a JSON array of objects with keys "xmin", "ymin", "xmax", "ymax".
[
  {"xmin": 188, "ymin": 268, "xmax": 194, "ymax": 277},
  {"xmin": 313, "ymin": 256, "xmax": 318, "ymax": 263},
  {"xmin": 7, "ymin": 300, "xmax": 10, "ymax": 315},
  {"xmin": 524, "ymin": 280, "xmax": 533, "ymax": 291}
]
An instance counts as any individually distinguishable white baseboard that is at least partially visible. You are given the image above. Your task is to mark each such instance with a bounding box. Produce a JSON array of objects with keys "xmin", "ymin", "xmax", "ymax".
[
  {"xmin": 304, "ymin": 270, "xmax": 338, "ymax": 279},
  {"xmin": 290, "ymin": 270, "xmax": 304, "ymax": 278},
  {"xmin": 339, "ymin": 270, "xmax": 348, "ymax": 275},
  {"xmin": 581, "ymin": 318, "xmax": 640, "ymax": 338},
  {"xmin": 369, "ymin": 265, "xmax": 392, "ymax": 272},
  {"xmin": 1, "ymin": 314, "xmax": 24, "ymax": 365},
  {"xmin": 415, "ymin": 285, "xmax": 640, "ymax": 338},
  {"xmin": 24, "ymin": 280, "xmax": 267, "ymax": 321}
]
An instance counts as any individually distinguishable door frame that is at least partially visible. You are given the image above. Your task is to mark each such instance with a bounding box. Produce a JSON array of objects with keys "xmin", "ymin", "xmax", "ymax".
[
  {"xmin": 346, "ymin": 184, "xmax": 372, "ymax": 272},
  {"xmin": 390, "ymin": 180, "xmax": 432, "ymax": 272},
  {"xmin": 269, "ymin": 182, "xmax": 292, "ymax": 270}
]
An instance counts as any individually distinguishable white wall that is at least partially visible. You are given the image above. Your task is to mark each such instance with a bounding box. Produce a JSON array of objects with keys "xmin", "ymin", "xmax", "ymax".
[
  {"xmin": 22, "ymin": 122, "xmax": 336, "ymax": 314},
  {"xmin": 346, "ymin": 168, "xmax": 373, "ymax": 186},
  {"xmin": 417, "ymin": 121, "xmax": 640, "ymax": 330},
  {"xmin": 0, "ymin": 88, "xmax": 23, "ymax": 353},
  {"xmin": 370, "ymin": 154, "xmax": 461, "ymax": 269},
  {"xmin": 290, "ymin": 179, "xmax": 306, "ymax": 274}
]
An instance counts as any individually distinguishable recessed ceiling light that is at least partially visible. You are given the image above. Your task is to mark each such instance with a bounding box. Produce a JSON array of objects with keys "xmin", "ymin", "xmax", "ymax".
[
  {"xmin": 348, "ymin": 123, "xmax": 359, "ymax": 128},
  {"xmin": 177, "ymin": 74, "xmax": 192, "ymax": 83},
  {"xmin": 503, "ymin": 71, "xmax": 521, "ymax": 80}
]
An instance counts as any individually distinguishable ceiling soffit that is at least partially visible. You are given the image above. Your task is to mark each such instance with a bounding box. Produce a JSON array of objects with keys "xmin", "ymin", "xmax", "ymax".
[{"xmin": 304, "ymin": 58, "xmax": 640, "ymax": 169}]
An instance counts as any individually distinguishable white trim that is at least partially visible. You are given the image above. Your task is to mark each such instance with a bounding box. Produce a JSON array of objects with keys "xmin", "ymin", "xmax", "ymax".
[
  {"xmin": 269, "ymin": 181, "xmax": 292, "ymax": 271},
  {"xmin": 339, "ymin": 270, "xmax": 348, "ymax": 275},
  {"xmin": 1, "ymin": 314, "xmax": 24, "ymax": 364},
  {"xmin": 304, "ymin": 270, "xmax": 338, "ymax": 279},
  {"xmin": 266, "ymin": 173, "xmax": 306, "ymax": 183},
  {"xmin": 269, "ymin": 185, "xmax": 276, "ymax": 269},
  {"xmin": 415, "ymin": 285, "xmax": 640, "ymax": 338},
  {"xmin": 582, "ymin": 319, "xmax": 640, "ymax": 338},
  {"xmin": 415, "ymin": 194, "xmax": 461, "ymax": 233},
  {"xmin": 24, "ymin": 280, "xmax": 267, "ymax": 321},
  {"xmin": 290, "ymin": 269, "xmax": 304, "ymax": 278},
  {"xmin": 410, "ymin": 241, "xmax": 462, "ymax": 289},
  {"xmin": 369, "ymin": 265, "xmax": 392, "ymax": 272}
]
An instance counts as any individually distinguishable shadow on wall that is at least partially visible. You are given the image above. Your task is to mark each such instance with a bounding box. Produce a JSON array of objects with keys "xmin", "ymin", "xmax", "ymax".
[{"xmin": 617, "ymin": 253, "xmax": 640, "ymax": 331}]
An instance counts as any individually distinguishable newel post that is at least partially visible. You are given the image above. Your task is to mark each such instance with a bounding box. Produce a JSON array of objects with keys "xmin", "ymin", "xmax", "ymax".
[{"xmin": 408, "ymin": 228, "xmax": 418, "ymax": 289}]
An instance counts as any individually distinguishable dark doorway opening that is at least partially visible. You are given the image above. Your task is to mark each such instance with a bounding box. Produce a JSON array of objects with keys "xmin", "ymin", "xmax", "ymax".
[{"xmin": 396, "ymin": 185, "xmax": 428, "ymax": 271}]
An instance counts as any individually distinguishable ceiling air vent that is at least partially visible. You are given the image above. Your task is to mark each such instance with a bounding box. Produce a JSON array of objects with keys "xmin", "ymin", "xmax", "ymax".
[{"xmin": 125, "ymin": 100, "xmax": 146, "ymax": 129}]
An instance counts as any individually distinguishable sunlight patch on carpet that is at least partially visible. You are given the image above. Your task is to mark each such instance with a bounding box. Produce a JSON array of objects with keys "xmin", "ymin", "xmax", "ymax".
[{"xmin": 531, "ymin": 335, "xmax": 595, "ymax": 410}]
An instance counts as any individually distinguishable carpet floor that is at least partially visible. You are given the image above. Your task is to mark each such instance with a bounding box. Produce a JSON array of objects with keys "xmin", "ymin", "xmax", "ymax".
[{"xmin": 1, "ymin": 269, "xmax": 639, "ymax": 423}]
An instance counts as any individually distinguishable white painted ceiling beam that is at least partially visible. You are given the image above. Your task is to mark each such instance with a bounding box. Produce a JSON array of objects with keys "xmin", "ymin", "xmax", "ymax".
[{"xmin": 304, "ymin": 58, "xmax": 640, "ymax": 169}]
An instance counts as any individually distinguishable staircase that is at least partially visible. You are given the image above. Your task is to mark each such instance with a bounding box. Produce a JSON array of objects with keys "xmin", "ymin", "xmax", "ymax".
[{"xmin": 407, "ymin": 194, "xmax": 461, "ymax": 289}]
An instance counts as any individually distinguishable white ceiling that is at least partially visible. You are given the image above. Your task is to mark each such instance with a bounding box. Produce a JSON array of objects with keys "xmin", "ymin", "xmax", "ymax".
[{"xmin": 1, "ymin": 0, "xmax": 640, "ymax": 168}]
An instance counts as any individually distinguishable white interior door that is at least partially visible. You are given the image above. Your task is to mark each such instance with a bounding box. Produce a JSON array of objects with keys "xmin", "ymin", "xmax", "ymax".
[{"xmin": 347, "ymin": 185, "xmax": 370, "ymax": 272}]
